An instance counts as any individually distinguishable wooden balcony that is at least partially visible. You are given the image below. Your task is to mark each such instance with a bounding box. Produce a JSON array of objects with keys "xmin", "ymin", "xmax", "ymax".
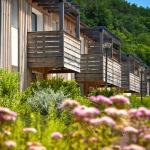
[
  {"xmin": 27, "ymin": 31, "xmax": 81, "ymax": 73},
  {"xmin": 121, "ymin": 54, "xmax": 141, "ymax": 93},
  {"xmin": 76, "ymin": 54, "xmax": 121, "ymax": 87},
  {"xmin": 129, "ymin": 73, "xmax": 140, "ymax": 93}
]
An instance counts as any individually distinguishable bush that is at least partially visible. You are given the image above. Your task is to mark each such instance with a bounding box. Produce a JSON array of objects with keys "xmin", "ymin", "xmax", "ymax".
[
  {"xmin": 130, "ymin": 95, "xmax": 150, "ymax": 108},
  {"xmin": 88, "ymin": 87, "xmax": 118, "ymax": 97},
  {"xmin": 0, "ymin": 70, "xmax": 19, "ymax": 98},
  {"xmin": 22, "ymin": 77, "xmax": 80, "ymax": 102},
  {"xmin": 27, "ymin": 88, "xmax": 68, "ymax": 115}
]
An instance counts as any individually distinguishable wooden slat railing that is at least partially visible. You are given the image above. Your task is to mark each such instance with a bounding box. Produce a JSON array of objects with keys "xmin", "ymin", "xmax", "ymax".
[
  {"xmin": 76, "ymin": 54, "xmax": 121, "ymax": 87},
  {"xmin": 27, "ymin": 31, "xmax": 81, "ymax": 72},
  {"xmin": 129, "ymin": 73, "xmax": 140, "ymax": 93}
]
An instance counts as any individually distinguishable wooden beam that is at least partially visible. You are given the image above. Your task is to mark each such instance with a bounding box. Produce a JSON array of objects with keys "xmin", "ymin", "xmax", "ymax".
[
  {"xmin": 59, "ymin": 1, "xmax": 64, "ymax": 31},
  {"xmin": 76, "ymin": 13, "xmax": 80, "ymax": 39}
]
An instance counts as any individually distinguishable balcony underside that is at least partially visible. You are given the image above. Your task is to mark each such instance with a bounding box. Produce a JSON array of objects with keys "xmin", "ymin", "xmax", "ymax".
[{"xmin": 27, "ymin": 31, "xmax": 81, "ymax": 73}]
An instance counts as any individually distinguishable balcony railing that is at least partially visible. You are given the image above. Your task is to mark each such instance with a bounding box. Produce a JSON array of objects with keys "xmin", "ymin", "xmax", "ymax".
[
  {"xmin": 27, "ymin": 31, "xmax": 81, "ymax": 73},
  {"xmin": 76, "ymin": 54, "xmax": 121, "ymax": 87},
  {"xmin": 129, "ymin": 73, "xmax": 140, "ymax": 93}
]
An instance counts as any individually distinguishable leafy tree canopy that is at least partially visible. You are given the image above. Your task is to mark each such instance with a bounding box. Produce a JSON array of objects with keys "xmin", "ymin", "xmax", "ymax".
[{"xmin": 72, "ymin": 0, "xmax": 150, "ymax": 66}]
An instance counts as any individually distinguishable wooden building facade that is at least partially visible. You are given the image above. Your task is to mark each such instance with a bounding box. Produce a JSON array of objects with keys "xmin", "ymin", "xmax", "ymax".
[
  {"xmin": 0, "ymin": 0, "xmax": 149, "ymax": 95},
  {"xmin": 121, "ymin": 53, "xmax": 141, "ymax": 93},
  {"xmin": 0, "ymin": 0, "xmax": 81, "ymax": 90},
  {"xmin": 143, "ymin": 68, "xmax": 150, "ymax": 96},
  {"xmin": 76, "ymin": 27, "xmax": 122, "ymax": 95}
]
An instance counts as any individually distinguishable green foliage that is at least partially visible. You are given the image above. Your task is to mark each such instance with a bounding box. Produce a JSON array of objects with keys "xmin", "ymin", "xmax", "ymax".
[
  {"xmin": 22, "ymin": 77, "xmax": 80, "ymax": 102},
  {"xmin": 27, "ymin": 88, "xmax": 68, "ymax": 115},
  {"xmin": 0, "ymin": 70, "xmax": 19, "ymax": 98},
  {"xmin": 130, "ymin": 96, "xmax": 150, "ymax": 108},
  {"xmin": 88, "ymin": 87, "xmax": 118, "ymax": 97},
  {"xmin": 73, "ymin": 0, "xmax": 150, "ymax": 66}
]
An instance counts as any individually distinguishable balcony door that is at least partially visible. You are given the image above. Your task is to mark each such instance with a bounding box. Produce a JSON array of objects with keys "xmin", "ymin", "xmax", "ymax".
[
  {"xmin": 32, "ymin": 8, "xmax": 43, "ymax": 32},
  {"xmin": 32, "ymin": 13, "xmax": 37, "ymax": 32}
]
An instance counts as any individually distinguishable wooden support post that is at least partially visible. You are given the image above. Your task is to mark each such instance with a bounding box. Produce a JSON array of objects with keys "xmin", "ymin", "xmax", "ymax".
[
  {"xmin": 99, "ymin": 30, "xmax": 103, "ymax": 53},
  {"xmin": 43, "ymin": 73, "xmax": 47, "ymax": 80},
  {"xmin": 111, "ymin": 39, "xmax": 113, "ymax": 58},
  {"xmin": 27, "ymin": 68, "xmax": 32, "ymax": 86},
  {"xmin": 76, "ymin": 13, "xmax": 80, "ymax": 39},
  {"xmin": 59, "ymin": 1, "xmax": 64, "ymax": 31}
]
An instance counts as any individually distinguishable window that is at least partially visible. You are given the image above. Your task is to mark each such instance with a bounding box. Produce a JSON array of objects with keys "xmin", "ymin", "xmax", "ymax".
[
  {"xmin": 32, "ymin": 13, "xmax": 37, "ymax": 32},
  {"xmin": 11, "ymin": 0, "xmax": 18, "ymax": 28}
]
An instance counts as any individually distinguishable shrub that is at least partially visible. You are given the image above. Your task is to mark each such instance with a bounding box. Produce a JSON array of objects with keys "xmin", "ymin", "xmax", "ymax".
[
  {"xmin": 27, "ymin": 88, "xmax": 68, "ymax": 115},
  {"xmin": 89, "ymin": 87, "xmax": 118, "ymax": 97},
  {"xmin": 22, "ymin": 77, "xmax": 80, "ymax": 102},
  {"xmin": 0, "ymin": 70, "xmax": 19, "ymax": 98}
]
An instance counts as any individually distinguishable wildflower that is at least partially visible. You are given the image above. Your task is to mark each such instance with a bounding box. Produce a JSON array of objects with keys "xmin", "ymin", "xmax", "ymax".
[
  {"xmin": 143, "ymin": 134, "xmax": 150, "ymax": 140},
  {"xmin": 110, "ymin": 95, "xmax": 130, "ymax": 105},
  {"xmin": 88, "ymin": 118, "xmax": 102, "ymax": 126},
  {"xmin": 4, "ymin": 140, "xmax": 16, "ymax": 148},
  {"xmin": 72, "ymin": 105, "xmax": 100, "ymax": 119},
  {"xmin": 51, "ymin": 132, "xmax": 63, "ymax": 139},
  {"xmin": 27, "ymin": 142, "xmax": 46, "ymax": 150},
  {"xmin": 90, "ymin": 95, "xmax": 112, "ymax": 105},
  {"xmin": 89, "ymin": 137, "xmax": 98, "ymax": 143},
  {"xmin": 128, "ymin": 107, "xmax": 150, "ymax": 118},
  {"xmin": 105, "ymin": 107, "xmax": 128, "ymax": 117},
  {"xmin": 3, "ymin": 130, "xmax": 11, "ymax": 136},
  {"xmin": 23, "ymin": 128, "xmax": 37, "ymax": 134},
  {"xmin": 123, "ymin": 126, "xmax": 138, "ymax": 134},
  {"xmin": 128, "ymin": 108, "xmax": 137, "ymax": 117},
  {"xmin": 96, "ymin": 116, "xmax": 116, "ymax": 127},
  {"xmin": 0, "ymin": 107, "xmax": 17, "ymax": 122},
  {"xmin": 122, "ymin": 144, "xmax": 145, "ymax": 150},
  {"xmin": 60, "ymin": 99, "xmax": 80, "ymax": 109}
]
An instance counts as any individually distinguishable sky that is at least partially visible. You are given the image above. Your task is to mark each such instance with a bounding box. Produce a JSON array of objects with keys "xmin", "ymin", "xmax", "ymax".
[{"xmin": 127, "ymin": 0, "xmax": 150, "ymax": 8}]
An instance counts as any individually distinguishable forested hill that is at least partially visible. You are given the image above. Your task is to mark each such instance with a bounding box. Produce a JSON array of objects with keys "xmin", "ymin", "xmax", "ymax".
[{"xmin": 72, "ymin": 0, "xmax": 150, "ymax": 66}]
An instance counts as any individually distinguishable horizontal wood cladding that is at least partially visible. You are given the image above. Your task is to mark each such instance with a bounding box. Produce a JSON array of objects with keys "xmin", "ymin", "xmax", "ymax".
[
  {"xmin": 76, "ymin": 55, "xmax": 121, "ymax": 87},
  {"xmin": 103, "ymin": 56, "xmax": 121, "ymax": 87},
  {"xmin": 129, "ymin": 73, "xmax": 140, "ymax": 93},
  {"xmin": 27, "ymin": 31, "xmax": 81, "ymax": 72}
]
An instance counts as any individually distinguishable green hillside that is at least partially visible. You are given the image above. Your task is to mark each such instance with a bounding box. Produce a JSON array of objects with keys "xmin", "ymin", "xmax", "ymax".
[{"xmin": 72, "ymin": 0, "xmax": 150, "ymax": 66}]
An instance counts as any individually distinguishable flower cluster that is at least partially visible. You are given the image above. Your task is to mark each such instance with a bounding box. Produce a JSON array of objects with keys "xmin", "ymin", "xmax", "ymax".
[
  {"xmin": 60, "ymin": 99, "xmax": 80, "ymax": 109},
  {"xmin": 89, "ymin": 95, "xmax": 112, "ymax": 105},
  {"xmin": 51, "ymin": 132, "xmax": 63, "ymax": 139},
  {"xmin": 0, "ymin": 107, "xmax": 17, "ymax": 122},
  {"xmin": 27, "ymin": 142, "xmax": 46, "ymax": 150},
  {"xmin": 128, "ymin": 107, "xmax": 150, "ymax": 118}
]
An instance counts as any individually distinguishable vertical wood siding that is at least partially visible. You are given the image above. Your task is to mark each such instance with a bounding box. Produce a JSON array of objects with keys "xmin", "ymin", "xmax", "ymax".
[
  {"xmin": 18, "ymin": 0, "xmax": 31, "ymax": 91},
  {"xmin": 0, "ymin": 0, "xmax": 11, "ymax": 69}
]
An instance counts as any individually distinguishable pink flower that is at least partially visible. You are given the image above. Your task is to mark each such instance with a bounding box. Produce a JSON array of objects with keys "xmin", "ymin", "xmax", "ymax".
[
  {"xmin": 72, "ymin": 106, "xmax": 100, "ymax": 119},
  {"xmin": 60, "ymin": 99, "xmax": 80, "ymax": 109},
  {"xmin": 88, "ymin": 118, "xmax": 102, "ymax": 126},
  {"xmin": 3, "ymin": 130, "xmax": 11, "ymax": 136},
  {"xmin": 123, "ymin": 126, "xmax": 138, "ymax": 134},
  {"xmin": 128, "ymin": 108, "xmax": 138, "ymax": 116},
  {"xmin": 144, "ymin": 134, "xmax": 150, "ymax": 140},
  {"xmin": 110, "ymin": 95, "xmax": 130, "ymax": 105},
  {"xmin": 89, "ymin": 137, "xmax": 98, "ymax": 142},
  {"xmin": 27, "ymin": 142, "xmax": 46, "ymax": 150},
  {"xmin": 4, "ymin": 140, "xmax": 16, "ymax": 148},
  {"xmin": 90, "ymin": 95, "xmax": 112, "ymax": 105},
  {"xmin": 0, "ymin": 107, "xmax": 17, "ymax": 122},
  {"xmin": 51, "ymin": 132, "xmax": 63, "ymax": 139},
  {"xmin": 105, "ymin": 107, "xmax": 128, "ymax": 117},
  {"xmin": 97, "ymin": 116, "xmax": 116, "ymax": 127},
  {"xmin": 128, "ymin": 107, "xmax": 150, "ymax": 118},
  {"xmin": 123, "ymin": 144, "xmax": 145, "ymax": 150},
  {"xmin": 23, "ymin": 128, "xmax": 37, "ymax": 134}
]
